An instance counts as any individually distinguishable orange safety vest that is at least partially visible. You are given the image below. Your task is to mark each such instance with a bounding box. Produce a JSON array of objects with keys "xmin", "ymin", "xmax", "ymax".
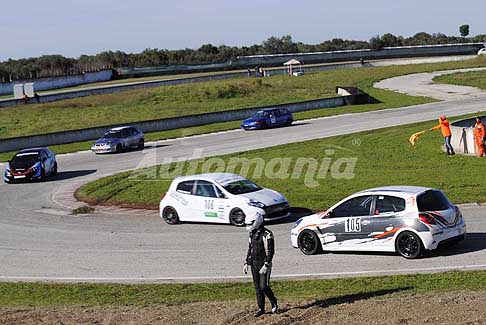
[
  {"xmin": 431, "ymin": 119, "xmax": 452, "ymax": 137},
  {"xmin": 474, "ymin": 121, "xmax": 485, "ymax": 140}
]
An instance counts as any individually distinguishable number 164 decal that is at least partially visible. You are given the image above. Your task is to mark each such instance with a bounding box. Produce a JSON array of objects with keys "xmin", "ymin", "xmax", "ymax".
[{"xmin": 345, "ymin": 217, "xmax": 361, "ymax": 232}]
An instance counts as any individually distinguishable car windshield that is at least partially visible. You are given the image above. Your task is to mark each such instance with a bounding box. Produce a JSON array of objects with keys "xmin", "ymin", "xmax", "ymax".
[
  {"xmin": 254, "ymin": 111, "xmax": 269, "ymax": 118},
  {"xmin": 103, "ymin": 131, "xmax": 122, "ymax": 138},
  {"xmin": 223, "ymin": 179, "xmax": 262, "ymax": 195},
  {"xmin": 11, "ymin": 153, "xmax": 40, "ymax": 166}
]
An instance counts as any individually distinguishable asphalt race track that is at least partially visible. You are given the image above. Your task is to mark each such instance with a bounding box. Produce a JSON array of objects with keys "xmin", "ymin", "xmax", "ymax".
[{"xmin": 1, "ymin": 69, "xmax": 486, "ymax": 283}]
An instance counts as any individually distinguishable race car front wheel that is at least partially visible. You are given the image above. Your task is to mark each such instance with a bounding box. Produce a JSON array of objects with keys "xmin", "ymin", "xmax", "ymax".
[
  {"xmin": 395, "ymin": 231, "xmax": 423, "ymax": 259},
  {"xmin": 162, "ymin": 207, "xmax": 180, "ymax": 225},
  {"xmin": 229, "ymin": 208, "xmax": 246, "ymax": 227},
  {"xmin": 298, "ymin": 229, "xmax": 322, "ymax": 255}
]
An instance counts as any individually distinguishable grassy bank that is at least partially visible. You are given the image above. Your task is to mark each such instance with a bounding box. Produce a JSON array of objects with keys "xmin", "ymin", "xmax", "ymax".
[
  {"xmin": 433, "ymin": 69, "xmax": 486, "ymax": 89},
  {"xmin": 3, "ymin": 57, "xmax": 486, "ymax": 140},
  {"xmin": 0, "ymin": 271, "xmax": 485, "ymax": 307},
  {"xmin": 76, "ymin": 112, "xmax": 486, "ymax": 210}
]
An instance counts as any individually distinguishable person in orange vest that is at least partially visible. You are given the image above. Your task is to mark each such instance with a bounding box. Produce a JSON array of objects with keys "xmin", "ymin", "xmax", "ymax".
[
  {"xmin": 473, "ymin": 116, "xmax": 485, "ymax": 157},
  {"xmin": 430, "ymin": 115, "xmax": 455, "ymax": 155}
]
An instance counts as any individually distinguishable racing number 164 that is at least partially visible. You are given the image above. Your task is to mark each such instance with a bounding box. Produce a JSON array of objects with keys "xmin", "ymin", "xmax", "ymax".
[{"xmin": 345, "ymin": 217, "xmax": 361, "ymax": 232}]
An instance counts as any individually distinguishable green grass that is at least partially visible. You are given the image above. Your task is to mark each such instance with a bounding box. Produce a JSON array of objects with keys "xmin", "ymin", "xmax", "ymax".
[
  {"xmin": 434, "ymin": 69, "xmax": 486, "ymax": 89},
  {"xmin": 3, "ymin": 56, "xmax": 486, "ymax": 140},
  {"xmin": 77, "ymin": 112, "xmax": 486, "ymax": 210},
  {"xmin": 0, "ymin": 271, "xmax": 485, "ymax": 307}
]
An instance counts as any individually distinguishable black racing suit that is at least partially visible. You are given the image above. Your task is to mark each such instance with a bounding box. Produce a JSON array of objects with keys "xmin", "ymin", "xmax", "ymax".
[{"xmin": 246, "ymin": 227, "xmax": 277, "ymax": 311}]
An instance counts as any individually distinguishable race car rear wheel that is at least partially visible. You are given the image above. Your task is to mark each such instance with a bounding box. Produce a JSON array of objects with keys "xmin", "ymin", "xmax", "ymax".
[
  {"xmin": 116, "ymin": 144, "xmax": 122, "ymax": 153},
  {"xmin": 138, "ymin": 139, "xmax": 145, "ymax": 150},
  {"xmin": 52, "ymin": 163, "xmax": 58, "ymax": 176},
  {"xmin": 298, "ymin": 229, "xmax": 322, "ymax": 255},
  {"xmin": 229, "ymin": 208, "xmax": 246, "ymax": 227},
  {"xmin": 162, "ymin": 206, "xmax": 180, "ymax": 225},
  {"xmin": 395, "ymin": 231, "xmax": 423, "ymax": 259}
]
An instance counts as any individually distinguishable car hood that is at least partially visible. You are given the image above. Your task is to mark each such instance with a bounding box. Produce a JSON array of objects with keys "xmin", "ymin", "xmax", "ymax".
[
  {"xmin": 95, "ymin": 137, "xmax": 119, "ymax": 144},
  {"xmin": 242, "ymin": 117, "xmax": 263, "ymax": 124},
  {"xmin": 9, "ymin": 160, "xmax": 39, "ymax": 172},
  {"xmin": 238, "ymin": 188, "xmax": 287, "ymax": 206}
]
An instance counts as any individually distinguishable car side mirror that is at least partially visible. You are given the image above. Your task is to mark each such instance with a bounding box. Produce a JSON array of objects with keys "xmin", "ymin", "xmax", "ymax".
[{"xmin": 218, "ymin": 192, "xmax": 227, "ymax": 199}]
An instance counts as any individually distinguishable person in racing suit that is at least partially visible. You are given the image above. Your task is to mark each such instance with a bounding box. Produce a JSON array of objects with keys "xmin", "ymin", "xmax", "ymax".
[{"xmin": 243, "ymin": 212, "xmax": 278, "ymax": 318}]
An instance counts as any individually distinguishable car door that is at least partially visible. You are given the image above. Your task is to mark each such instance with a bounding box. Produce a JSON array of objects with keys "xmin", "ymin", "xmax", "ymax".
[
  {"xmin": 129, "ymin": 127, "xmax": 140, "ymax": 147},
  {"xmin": 371, "ymin": 195, "xmax": 407, "ymax": 246},
  {"xmin": 279, "ymin": 109, "xmax": 289, "ymax": 125},
  {"xmin": 267, "ymin": 110, "xmax": 277, "ymax": 126},
  {"xmin": 192, "ymin": 180, "xmax": 227, "ymax": 222},
  {"xmin": 173, "ymin": 180, "xmax": 196, "ymax": 221},
  {"xmin": 39, "ymin": 150, "xmax": 51, "ymax": 173},
  {"xmin": 330, "ymin": 195, "xmax": 374, "ymax": 247},
  {"xmin": 120, "ymin": 129, "xmax": 131, "ymax": 148}
]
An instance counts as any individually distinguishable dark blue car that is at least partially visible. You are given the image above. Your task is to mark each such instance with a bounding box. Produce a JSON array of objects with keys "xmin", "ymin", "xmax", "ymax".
[
  {"xmin": 4, "ymin": 147, "xmax": 58, "ymax": 183},
  {"xmin": 241, "ymin": 108, "xmax": 293, "ymax": 130}
]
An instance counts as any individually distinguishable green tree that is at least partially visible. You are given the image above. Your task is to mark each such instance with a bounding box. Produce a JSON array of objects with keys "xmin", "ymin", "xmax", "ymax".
[{"xmin": 459, "ymin": 24, "xmax": 470, "ymax": 37}]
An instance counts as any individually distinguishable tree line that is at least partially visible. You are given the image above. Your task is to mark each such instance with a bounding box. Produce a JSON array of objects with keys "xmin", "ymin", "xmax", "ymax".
[{"xmin": 1, "ymin": 31, "xmax": 485, "ymax": 83}]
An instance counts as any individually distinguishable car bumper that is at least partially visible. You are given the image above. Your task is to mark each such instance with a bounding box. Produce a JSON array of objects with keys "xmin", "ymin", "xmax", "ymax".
[
  {"xmin": 91, "ymin": 145, "xmax": 116, "ymax": 153},
  {"xmin": 290, "ymin": 231, "xmax": 299, "ymax": 248},
  {"xmin": 241, "ymin": 124, "xmax": 260, "ymax": 130},
  {"xmin": 421, "ymin": 223, "xmax": 467, "ymax": 250},
  {"xmin": 4, "ymin": 171, "xmax": 39, "ymax": 183}
]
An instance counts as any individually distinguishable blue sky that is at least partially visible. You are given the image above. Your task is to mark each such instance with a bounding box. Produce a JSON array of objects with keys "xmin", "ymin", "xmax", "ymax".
[{"xmin": 0, "ymin": 0, "xmax": 484, "ymax": 60}]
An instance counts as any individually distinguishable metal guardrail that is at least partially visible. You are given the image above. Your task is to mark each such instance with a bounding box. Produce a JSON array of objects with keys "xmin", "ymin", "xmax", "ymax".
[{"xmin": 0, "ymin": 95, "xmax": 355, "ymax": 153}]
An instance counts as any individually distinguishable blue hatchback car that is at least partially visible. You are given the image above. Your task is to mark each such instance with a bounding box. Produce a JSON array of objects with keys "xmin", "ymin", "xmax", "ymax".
[
  {"xmin": 4, "ymin": 147, "xmax": 57, "ymax": 183},
  {"xmin": 241, "ymin": 108, "xmax": 293, "ymax": 130}
]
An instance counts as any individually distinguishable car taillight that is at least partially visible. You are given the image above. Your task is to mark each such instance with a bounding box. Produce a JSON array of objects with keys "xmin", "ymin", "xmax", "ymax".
[{"xmin": 419, "ymin": 213, "xmax": 436, "ymax": 225}]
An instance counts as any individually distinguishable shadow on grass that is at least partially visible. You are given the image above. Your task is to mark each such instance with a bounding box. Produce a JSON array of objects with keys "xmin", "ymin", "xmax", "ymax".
[{"xmin": 284, "ymin": 287, "xmax": 412, "ymax": 312}]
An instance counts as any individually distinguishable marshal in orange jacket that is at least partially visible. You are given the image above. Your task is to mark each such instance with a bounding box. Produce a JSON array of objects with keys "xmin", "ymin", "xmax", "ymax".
[{"xmin": 430, "ymin": 116, "xmax": 452, "ymax": 137}]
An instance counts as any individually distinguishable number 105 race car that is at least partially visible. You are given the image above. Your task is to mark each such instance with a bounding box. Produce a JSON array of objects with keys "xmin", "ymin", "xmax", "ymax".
[{"xmin": 291, "ymin": 186, "xmax": 466, "ymax": 259}]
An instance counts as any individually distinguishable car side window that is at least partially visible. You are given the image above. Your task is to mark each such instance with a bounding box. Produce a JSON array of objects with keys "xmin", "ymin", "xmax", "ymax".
[
  {"xmin": 375, "ymin": 195, "xmax": 406, "ymax": 214},
  {"xmin": 176, "ymin": 181, "xmax": 195, "ymax": 194},
  {"xmin": 121, "ymin": 129, "xmax": 130, "ymax": 138},
  {"xmin": 333, "ymin": 196, "xmax": 373, "ymax": 218},
  {"xmin": 280, "ymin": 109, "xmax": 288, "ymax": 115},
  {"xmin": 195, "ymin": 180, "xmax": 217, "ymax": 198}
]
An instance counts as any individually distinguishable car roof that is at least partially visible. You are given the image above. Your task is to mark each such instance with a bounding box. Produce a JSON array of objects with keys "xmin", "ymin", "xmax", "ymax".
[
  {"xmin": 174, "ymin": 173, "xmax": 246, "ymax": 185},
  {"xmin": 357, "ymin": 186, "xmax": 432, "ymax": 197},
  {"xmin": 109, "ymin": 126, "xmax": 132, "ymax": 131},
  {"xmin": 17, "ymin": 147, "xmax": 48, "ymax": 154}
]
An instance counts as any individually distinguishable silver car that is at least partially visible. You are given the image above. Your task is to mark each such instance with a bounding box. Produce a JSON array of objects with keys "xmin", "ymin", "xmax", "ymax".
[
  {"xmin": 291, "ymin": 186, "xmax": 466, "ymax": 259},
  {"xmin": 91, "ymin": 126, "xmax": 144, "ymax": 154}
]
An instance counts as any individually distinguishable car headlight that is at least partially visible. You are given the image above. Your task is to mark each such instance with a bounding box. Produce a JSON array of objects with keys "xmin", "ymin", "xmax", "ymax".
[
  {"xmin": 247, "ymin": 199, "xmax": 265, "ymax": 208},
  {"xmin": 31, "ymin": 166, "xmax": 38, "ymax": 173},
  {"xmin": 292, "ymin": 218, "xmax": 303, "ymax": 229},
  {"xmin": 5, "ymin": 169, "xmax": 11, "ymax": 176}
]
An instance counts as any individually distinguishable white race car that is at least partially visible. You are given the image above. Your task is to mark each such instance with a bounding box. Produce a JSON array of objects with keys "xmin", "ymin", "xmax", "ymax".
[
  {"xmin": 160, "ymin": 173, "xmax": 290, "ymax": 226},
  {"xmin": 291, "ymin": 186, "xmax": 466, "ymax": 259}
]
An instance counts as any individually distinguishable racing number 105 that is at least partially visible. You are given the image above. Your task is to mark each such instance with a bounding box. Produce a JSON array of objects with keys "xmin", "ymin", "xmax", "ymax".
[{"xmin": 345, "ymin": 217, "xmax": 361, "ymax": 232}]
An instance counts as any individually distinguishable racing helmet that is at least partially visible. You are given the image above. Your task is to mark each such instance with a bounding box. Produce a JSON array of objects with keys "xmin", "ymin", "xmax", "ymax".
[{"xmin": 245, "ymin": 212, "xmax": 264, "ymax": 232}]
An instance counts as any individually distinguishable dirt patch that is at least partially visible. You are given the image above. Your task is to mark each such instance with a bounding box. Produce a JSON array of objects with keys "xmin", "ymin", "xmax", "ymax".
[{"xmin": 2, "ymin": 291, "xmax": 485, "ymax": 324}]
